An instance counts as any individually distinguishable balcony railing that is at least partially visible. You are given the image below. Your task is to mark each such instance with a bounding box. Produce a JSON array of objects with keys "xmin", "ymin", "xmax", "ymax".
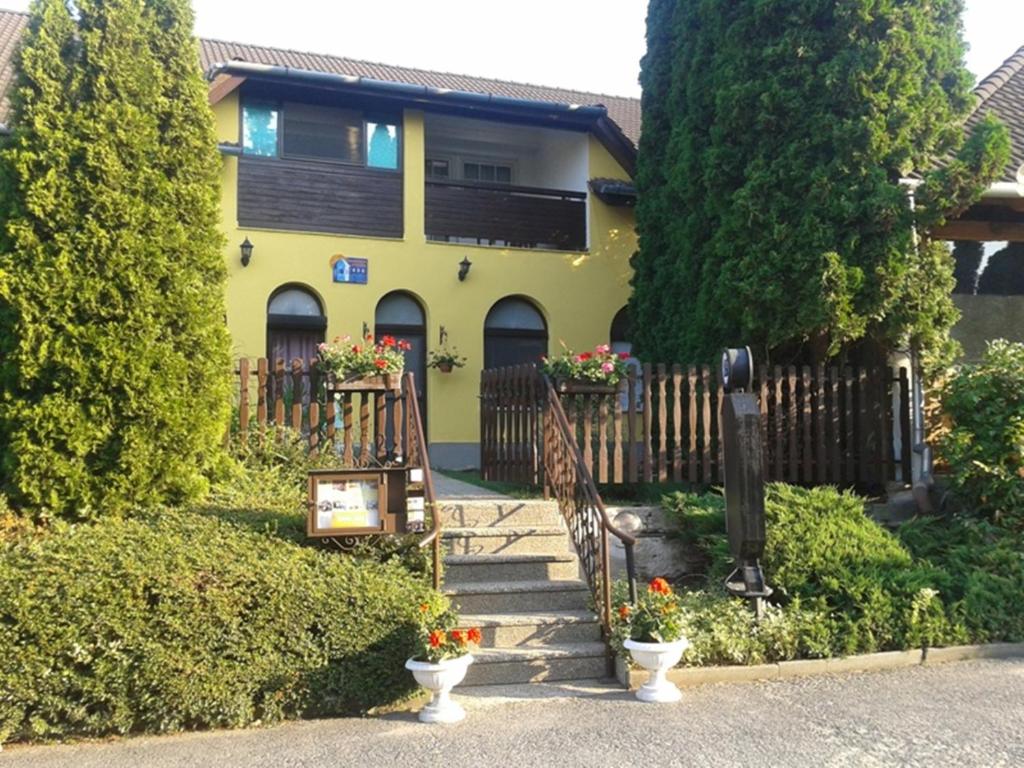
[{"xmin": 425, "ymin": 180, "xmax": 587, "ymax": 252}]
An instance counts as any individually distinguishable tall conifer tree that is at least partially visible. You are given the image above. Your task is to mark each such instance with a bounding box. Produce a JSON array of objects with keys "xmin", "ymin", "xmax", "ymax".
[
  {"xmin": 0, "ymin": 0, "xmax": 231, "ymax": 520},
  {"xmin": 630, "ymin": 0, "xmax": 1009, "ymax": 367}
]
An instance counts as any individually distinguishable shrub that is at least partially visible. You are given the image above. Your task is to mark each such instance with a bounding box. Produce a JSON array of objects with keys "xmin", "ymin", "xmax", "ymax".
[
  {"xmin": 0, "ymin": 0, "xmax": 232, "ymax": 521},
  {"xmin": 940, "ymin": 340, "xmax": 1024, "ymax": 526},
  {"xmin": 0, "ymin": 510, "xmax": 439, "ymax": 744},
  {"xmin": 664, "ymin": 484, "xmax": 967, "ymax": 657}
]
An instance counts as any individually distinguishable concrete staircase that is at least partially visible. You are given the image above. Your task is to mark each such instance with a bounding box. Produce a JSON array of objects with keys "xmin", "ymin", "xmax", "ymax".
[{"xmin": 440, "ymin": 498, "xmax": 609, "ymax": 685}]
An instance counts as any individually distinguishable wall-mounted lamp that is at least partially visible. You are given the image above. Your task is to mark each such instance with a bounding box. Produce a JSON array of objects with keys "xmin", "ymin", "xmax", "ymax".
[
  {"xmin": 362, "ymin": 321, "xmax": 370, "ymax": 338},
  {"xmin": 439, "ymin": 325, "xmax": 448, "ymax": 345},
  {"xmin": 239, "ymin": 237, "xmax": 254, "ymax": 267},
  {"xmin": 458, "ymin": 257, "xmax": 472, "ymax": 282}
]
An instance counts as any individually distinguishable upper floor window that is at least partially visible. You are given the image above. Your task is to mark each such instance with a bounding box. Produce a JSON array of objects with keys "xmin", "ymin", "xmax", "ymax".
[
  {"xmin": 242, "ymin": 99, "xmax": 399, "ymax": 170},
  {"xmin": 464, "ymin": 161, "xmax": 512, "ymax": 184}
]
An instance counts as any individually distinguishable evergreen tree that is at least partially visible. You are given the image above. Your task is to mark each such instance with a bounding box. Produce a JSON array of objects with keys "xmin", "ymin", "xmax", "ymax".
[
  {"xmin": 0, "ymin": 0, "xmax": 231, "ymax": 520},
  {"xmin": 977, "ymin": 242, "xmax": 1024, "ymax": 295},
  {"xmin": 951, "ymin": 240, "xmax": 983, "ymax": 295},
  {"xmin": 630, "ymin": 0, "xmax": 1010, "ymax": 367}
]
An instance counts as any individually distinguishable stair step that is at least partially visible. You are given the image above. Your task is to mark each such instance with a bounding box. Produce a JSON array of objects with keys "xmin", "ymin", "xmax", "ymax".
[
  {"xmin": 444, "ymin": 553, "xmax": 580, "ymax": 583},
  {"xmin": 440, "ymin": 499, "xmax": 562, "ymax": 528},
  {"xmin": 463, "ymin": 643, "xmax": 609, "ymax": 686},
  {"xmin": 461, "ymin": 610, "xmax": 602, "ymax": 646},
  {"xmin": 445, "ymin": 579, "xmax": 590, "ymax": 613},
  {"xmin": 442, "ymin": 526, "xmax": 569, "ymax": 556}
]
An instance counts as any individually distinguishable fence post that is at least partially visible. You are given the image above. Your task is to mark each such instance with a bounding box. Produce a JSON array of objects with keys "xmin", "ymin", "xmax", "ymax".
[{"xmin": 238, "ymin": 358, "xmax": 250, "ymax": 445}]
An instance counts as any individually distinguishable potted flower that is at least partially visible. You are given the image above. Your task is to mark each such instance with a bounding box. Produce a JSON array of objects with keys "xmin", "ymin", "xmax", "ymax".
[
  {"xmin": 405, "ymin": 603, "xmax": 481, "ymax": 723},
  {"xmin": 316, "ymin": 333, "xmax": 410, "ymax": 391},
  {"xmin": 541, "ymin": 343, "xmax": 631, "ymax": 394},
  {"xmin": 428, "ymin": 346, "xmax": 467, "ymax": 374},
  {"xmin": 613, "ymin": 577, "xmax": 690, "ymax": 703}
]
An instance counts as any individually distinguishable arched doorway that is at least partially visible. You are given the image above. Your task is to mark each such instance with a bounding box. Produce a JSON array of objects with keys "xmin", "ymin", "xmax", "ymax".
[
  {"xmin": 375, "ymin": 291, "xmax": 427, "ymax": 432},
  {"xmin": 484, "ymin": 297, "xmax": 548, "ymax": 369},
  {"xmin": 610, "ymin": 306, "xmax": 632, "ymax": 359},
  {"xmin": 266, "ymin": 284, "xmax": 326, "ymax": 362}
]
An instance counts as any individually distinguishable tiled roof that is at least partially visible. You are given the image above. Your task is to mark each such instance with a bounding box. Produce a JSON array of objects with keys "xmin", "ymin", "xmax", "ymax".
[
  {"xmin": 0, "ymin": 9, "xmax": 26, "ymax": 124},
  {"xmin": 0, "ymin": 9, "xmax": 640, "ymax": 145},
  {"xmin": 966, "ymin": 45, "xmax": 1024, "ymax": 182}
]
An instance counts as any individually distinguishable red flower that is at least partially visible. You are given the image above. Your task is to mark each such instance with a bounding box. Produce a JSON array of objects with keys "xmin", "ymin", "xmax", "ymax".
[
  {"xmin": 451, "ymin": 629, "xmax": 467, "ymax": 646},
  {"xmin": 374, "ymin": 358, "xmax": 388, "ymax": 370},
  {"xmin": 618, "ymin": 352, "xmax": 631, "ymax": 360},
  {"xmin": 351, "ymin": 345, "xmax": 362, "ymax": 354},
  {"xmin": 618, "ymin": 604, "xmax": 631, "ymax": 620},
  {"xmin": 429, "ymin": 630, "xmax": 445, "ymax": 648},
  {"xmin": 578, "ymin": 352, "xmax": 592, "ymax": 362},
  {"xmin": 381, "ymin": 335, "xmax": 396, "ymax": 347},
  {"xmin": 467, "ymin": 627, "xmax": 482, "ymax": 644},
  {"xmin": 648, "ymin": 577, "xmax": 672, "ymax": 596},
  {"xmin": 398, "ymin": 340, "xmax": 412, "ymax": 351},
  {"xmin": 365, "ymin": 333, "xmax": 374, "ymax": 341}
]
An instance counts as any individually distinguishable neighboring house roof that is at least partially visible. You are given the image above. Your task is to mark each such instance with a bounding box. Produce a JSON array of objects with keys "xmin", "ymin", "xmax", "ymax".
[
  {"xmin": 0, "ymin": 8, "xmax": 641, "ymax": 148},
  {"xmin": 966, "ymin": 44, "xmax": 1024, "ymax": 183}
]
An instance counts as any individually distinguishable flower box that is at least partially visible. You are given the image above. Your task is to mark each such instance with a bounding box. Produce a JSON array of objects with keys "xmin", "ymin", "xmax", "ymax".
[
  {"xmin": 327, "ymin": 372, "xmax": 403, "ymax": 392},
  {"xmin": 555, "ymin": 378, "xmax": 619, "ymax": 395}
]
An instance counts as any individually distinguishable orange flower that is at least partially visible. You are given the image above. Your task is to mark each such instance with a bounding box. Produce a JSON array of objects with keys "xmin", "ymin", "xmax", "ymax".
[
  {"xmin": 618, "ymin": 604, "xmax": 631, "ymax": 620},
  {"xmin": 648, "ymin": 577, "xmax": 672, "ymax": 596},
  {"xmin": 419, "ymin": 603, "xmax": 430, "ymax": 613},
  {"xmin": 374, "ymin": 358, "xmax": 388, "ymax": 370},
  {"xmin": 467, "ymin": 627, "xmax": 482, "ymax": 644},
  {"xmin": 429, "ymin": 630, "xmax": 445, "ymax": 648},
  {"xmin": 451, "ymin": 629, "xmax": 467, "ymax": 646}
]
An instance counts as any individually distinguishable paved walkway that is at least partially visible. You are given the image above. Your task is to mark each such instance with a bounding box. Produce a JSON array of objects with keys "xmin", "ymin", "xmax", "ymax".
[
  {"xmin": 4, "ymin": 659, "xmax": 1022, "ymax": 767},
  {"xmin": 432, "ymin": 472, "xmax": 511, "ymax": 500}
]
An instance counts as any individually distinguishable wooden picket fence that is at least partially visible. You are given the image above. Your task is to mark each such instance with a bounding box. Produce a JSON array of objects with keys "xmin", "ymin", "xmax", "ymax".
[
  {"xmin": 233, "ymin": 357, "xmax": 412, "ymax": 464},
  {"xmin": 480, "ymin": 363, "xmax": 912, "ymax": 491}
]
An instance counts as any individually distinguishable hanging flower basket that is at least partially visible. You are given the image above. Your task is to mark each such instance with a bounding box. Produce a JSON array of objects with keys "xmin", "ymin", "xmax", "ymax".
[
  {"xmin": 317, "ymin": 333, "xmax": 408, "ymax": 392},
  {"xmin": 543, "ymin": 343, "xmax": 630, "ymax": 394}
]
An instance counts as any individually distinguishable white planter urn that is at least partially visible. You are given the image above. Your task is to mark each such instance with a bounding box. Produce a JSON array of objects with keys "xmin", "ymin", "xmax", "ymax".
[
  {"xmin": 624, "ymin": 638, "xmax": 689, "ymax": 703},
  {"xmin": 405, "ymin": 654, "xmax": 474, "ymax": 723}
]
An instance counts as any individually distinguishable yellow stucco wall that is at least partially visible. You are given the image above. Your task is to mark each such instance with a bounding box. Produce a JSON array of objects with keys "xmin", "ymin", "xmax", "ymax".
[{"xmin": 214, "ymin": 94, "xmax": 636, "ymax": 459}]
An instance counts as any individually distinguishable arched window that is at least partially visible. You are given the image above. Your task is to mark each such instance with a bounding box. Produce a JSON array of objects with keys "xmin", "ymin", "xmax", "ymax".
[
  {"xmin": 266, "ymin": 285, "xmax": 326, "ymax": 362},
  {"xmin": 484, "ymin": 297, "xmax": 548, "ymax": 369},
  {"xmin": 375, "ymin": 291, "xmax": 427, "ymax": 428},
  {"xmin": 610, "ymin": 306, "xmax": 632, "ymax": 358}
]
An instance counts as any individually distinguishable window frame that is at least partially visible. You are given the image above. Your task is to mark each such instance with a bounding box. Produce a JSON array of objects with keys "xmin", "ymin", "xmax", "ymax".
[{"xmin": 240, "ymin": 98, "xmax": 402, "ymax": 173}]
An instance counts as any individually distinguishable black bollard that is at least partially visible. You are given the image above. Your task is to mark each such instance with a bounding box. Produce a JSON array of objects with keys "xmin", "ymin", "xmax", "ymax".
[{"xmin": 720, "ymin": 348, "xmax": 773, "ymax": 617}]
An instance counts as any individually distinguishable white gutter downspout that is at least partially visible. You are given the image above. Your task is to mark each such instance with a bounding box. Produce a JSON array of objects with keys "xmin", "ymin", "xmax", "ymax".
[{"xmin": 898, "ymin": 178, "xmax": 929, "ymax": 487}]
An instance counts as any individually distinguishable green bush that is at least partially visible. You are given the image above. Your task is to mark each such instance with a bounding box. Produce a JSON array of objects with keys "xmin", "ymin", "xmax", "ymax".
[
  {"xmin": 664, "ymin": 484, "xmax": 967, "ymax": 657},
  {"xmin": 940, "ymin": 340, "xmax": 1024, "ymax": 526},
  {"xmin": 0, "ymin": 510, "xmax": 439, "ymax": 744}
]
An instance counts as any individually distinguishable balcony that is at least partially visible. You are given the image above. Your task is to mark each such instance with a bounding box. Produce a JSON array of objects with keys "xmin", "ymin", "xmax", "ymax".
[
  {"xmin": 423, "ymin": 113, "xmax": 590, "ymax": 252},
  {"xmin": 425, "ymin": 180, "xmax": 586, "ymax": 251}
]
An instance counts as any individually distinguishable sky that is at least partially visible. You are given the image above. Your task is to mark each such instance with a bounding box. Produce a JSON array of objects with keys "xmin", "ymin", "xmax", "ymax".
[
  {"xmin": 1, "ymin": 1, "xmax": 1020, "ymax": 97},
  {"xmin": 2, "ymin": 0, "xmax": 1019, "ymax": 98}
]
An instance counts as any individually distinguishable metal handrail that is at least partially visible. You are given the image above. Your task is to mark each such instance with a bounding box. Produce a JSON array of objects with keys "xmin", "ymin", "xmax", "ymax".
[
  {"xmin": 542, "ymin": 376, "xmax": 638, "ymax": 633},
  {"xmin": 404, "ymin": 372, "xmax": 442, "ymax": 590}
]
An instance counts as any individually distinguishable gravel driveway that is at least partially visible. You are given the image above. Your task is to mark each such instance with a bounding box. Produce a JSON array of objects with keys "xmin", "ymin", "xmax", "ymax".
[{"xmin": 3, "ymin": 659, "xmax": 1022, "ymax": 768}]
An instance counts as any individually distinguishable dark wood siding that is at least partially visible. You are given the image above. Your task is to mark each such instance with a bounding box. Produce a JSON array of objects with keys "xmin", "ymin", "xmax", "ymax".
[
  {"xmin": 238, "ymin": 157, "xmax": 403, "ymax": 238},
  {"xmin": 425, "ymin": 181, "xmax": 586, "ymax": 251}
]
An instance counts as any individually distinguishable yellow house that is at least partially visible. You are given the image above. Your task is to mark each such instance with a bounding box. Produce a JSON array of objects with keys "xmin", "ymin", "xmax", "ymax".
[{"xmin": 0, "ymin": 11, "xmax": 641, "ymax": 468}]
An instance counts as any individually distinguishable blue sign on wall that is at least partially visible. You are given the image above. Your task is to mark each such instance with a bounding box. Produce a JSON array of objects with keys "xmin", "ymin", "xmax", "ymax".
[{"xmin": 331, "ymin": 255, "xmax": 368, "ymax": 284}]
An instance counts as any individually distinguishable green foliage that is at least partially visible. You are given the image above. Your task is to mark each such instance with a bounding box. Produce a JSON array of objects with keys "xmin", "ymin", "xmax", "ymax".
[
  {"xmin": 897, "ymin": 516, "xmax": 1024, "ymax": 642},
  {"xmin": 940, "ymin": 340, "xmax": 1024, "ymax": 526},
  {"xmin": 0, "ymin": 509, "xmax": 438, "ymax": 744},
  {"xmin": 977, "ymin": 243, "xmax": 1024, "ymax": 295},
  {"xmin": 664, "ymin": 484, "xmax": 969, "ymax": 658},
  {"xmin": 631, "ymin": 0, "xmax": 1009, "ymax": 366},
  {"xmin": 951, "ymin": 240, "xmax": 983, "ymax": 295},
  {"xmin": 0, "ymin": 0, "xmax": 232, "ymax": 521}
]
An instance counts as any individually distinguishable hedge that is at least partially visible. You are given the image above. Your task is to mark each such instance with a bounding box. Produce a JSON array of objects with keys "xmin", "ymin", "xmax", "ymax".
[{"xmin": 0, "ymin": 509, "xmax": 437, "ymax": 744}]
